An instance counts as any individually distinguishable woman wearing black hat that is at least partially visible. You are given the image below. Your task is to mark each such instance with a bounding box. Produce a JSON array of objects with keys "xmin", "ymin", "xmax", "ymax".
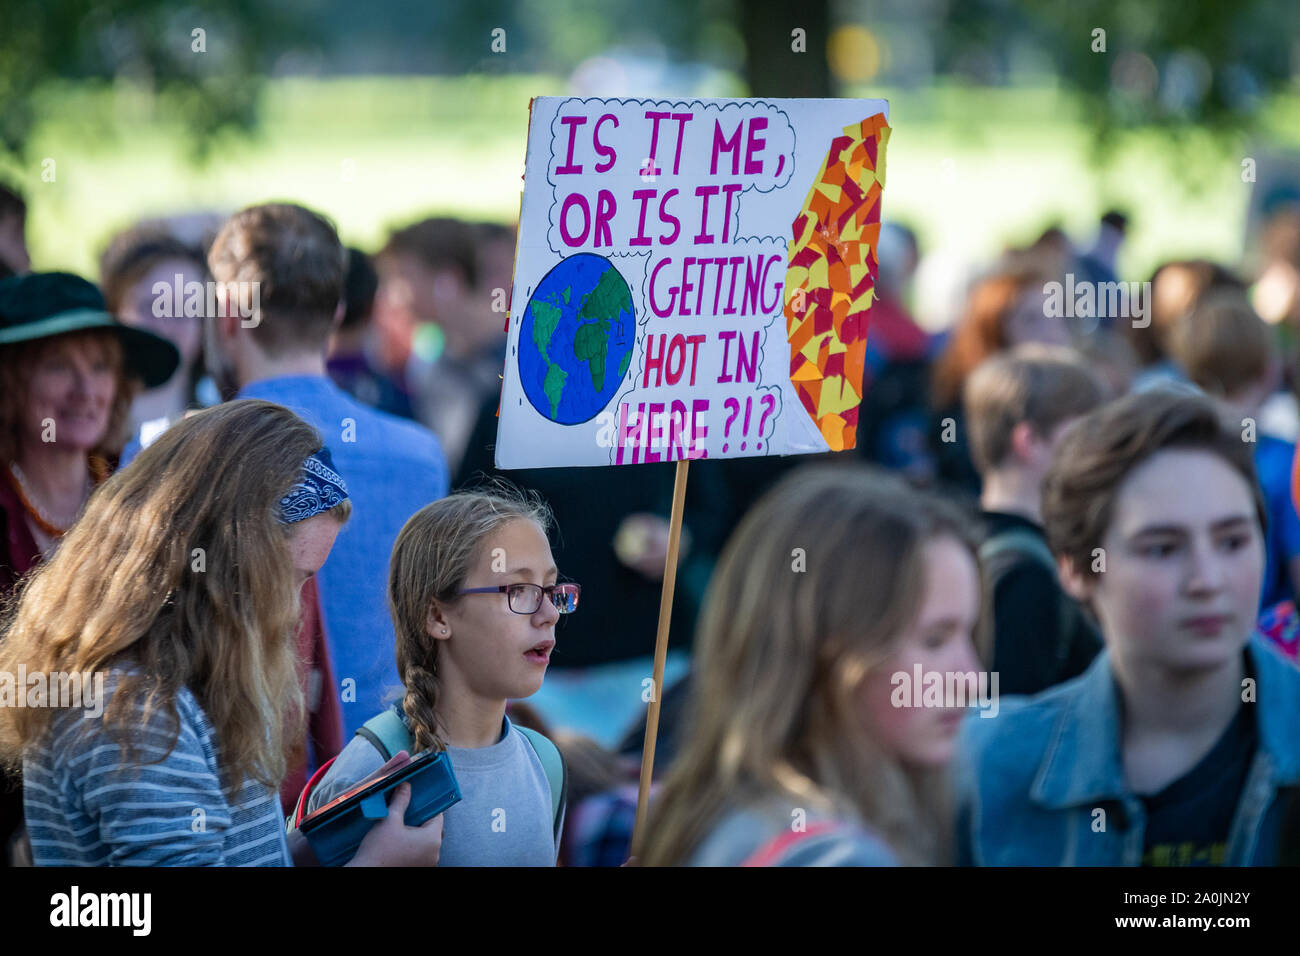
[
  {"xmin": 0, "ymin": 272, "xmax": 178, "ymax": 582},
  {"xmin": 0, "ymin": 271, "xmax": 177, "ymax": 865}
]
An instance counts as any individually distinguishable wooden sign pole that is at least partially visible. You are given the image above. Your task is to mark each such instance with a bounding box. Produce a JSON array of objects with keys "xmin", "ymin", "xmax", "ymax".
[{"xmin": 629, "ymin": 457, "xmax": 690, "ymax": 859}]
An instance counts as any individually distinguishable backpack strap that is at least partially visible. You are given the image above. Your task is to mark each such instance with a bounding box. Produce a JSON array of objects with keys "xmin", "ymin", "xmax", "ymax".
[
  {"xmin": 979, "ymin": 526, "xmax": 1075, "ymax": 670},
  {"xmin": 978, "ymin": 527, "xmax": 1056, "ymax": 572},
  {"xmin": 355, "ymin": 707, "xmax": 414, "ymax": 762},
  {"xmin": 289, "ymin": 755, "xmax": 339, "ymax": 830},
  {"xmin": 517, "ymin": 725, "xmax": 567, "ymax": 845},
  {"xmin": 741, "ymin": 821, "xmax": 841, "ymax": 867},
  {"xmin": 288, "ymin": 707, "xmax": 414, "ymax": 831}
]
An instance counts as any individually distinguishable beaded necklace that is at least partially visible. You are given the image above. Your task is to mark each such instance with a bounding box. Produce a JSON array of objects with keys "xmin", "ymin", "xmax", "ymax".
[{"xmin": 4, "ymin": 456, "xmax": 110, "ymax": 538}]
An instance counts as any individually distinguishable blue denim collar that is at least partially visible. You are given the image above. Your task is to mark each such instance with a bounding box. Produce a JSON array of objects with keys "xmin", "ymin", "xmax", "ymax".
[
  {"xmin": 1030, "ymin": 635, "xmax": 1300, "ymax": 810},
  {"xmin": 1030, "ymin": 649, "xmax": 1127, "ymax": 810},
  {"xmin": 1248, "ymin": 636, "xmax": 1300, "ymax": 784}
]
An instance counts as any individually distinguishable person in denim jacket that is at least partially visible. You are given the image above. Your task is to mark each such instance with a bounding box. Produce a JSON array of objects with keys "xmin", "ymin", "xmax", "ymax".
[{"xmin": 957, "ymin": 387, "xmax": 1300, "ymax": 866}]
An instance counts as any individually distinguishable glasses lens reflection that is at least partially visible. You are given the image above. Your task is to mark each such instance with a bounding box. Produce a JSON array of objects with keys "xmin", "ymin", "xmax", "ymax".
[
  {"xmin": 506, "ymin": 584, "xmax": 581, "ymax": 614},
  {"xmin": 551, "ymin": 585, "xmax": 579, "ymax": 614}
]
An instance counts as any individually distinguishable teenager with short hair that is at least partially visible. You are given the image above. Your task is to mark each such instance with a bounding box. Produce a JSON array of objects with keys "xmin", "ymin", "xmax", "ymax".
[
  {"xmin": 162, "ymin": 202, "xmax": 450, "ymax": 736},
  {"xmin": 958, "ymin": 388, "xmax": 1300, "ymax": 866},
  {"xmin": 1128, "ymin": 259, "xmax": 1243, "ymax": 384},
  {"xmin": 1169, "ymin": 289, "xmax": 1300, "ymax": 608},
  {"xmin": 964, "ymin": 345, "xmax": 1105, "ymax": 694},
  {"xmin": 377, "ymin": 217, "xmax": 511, "ymax": 474}
]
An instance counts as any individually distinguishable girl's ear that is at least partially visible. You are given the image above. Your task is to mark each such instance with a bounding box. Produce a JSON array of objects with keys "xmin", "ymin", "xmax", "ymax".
[{"xmin": 427, "ymin": 602, "xmax": 452, "ymax": 641}]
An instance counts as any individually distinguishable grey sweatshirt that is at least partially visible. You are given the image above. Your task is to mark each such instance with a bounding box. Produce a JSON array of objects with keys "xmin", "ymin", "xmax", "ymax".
[{"xmin": 307, "ymin": 713, "xmax": 559, "ymax": 866}]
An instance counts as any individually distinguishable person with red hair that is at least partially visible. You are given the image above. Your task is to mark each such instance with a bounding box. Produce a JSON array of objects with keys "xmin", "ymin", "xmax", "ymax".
[{"xmin": 929, "ymin": 256, "xmax": 1068, "ymax": 495}]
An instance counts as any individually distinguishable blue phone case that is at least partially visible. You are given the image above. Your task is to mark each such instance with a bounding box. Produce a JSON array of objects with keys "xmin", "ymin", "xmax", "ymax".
[{"xmin": 300, "ymin": 749, "xmax": 461, "ymax": 867}]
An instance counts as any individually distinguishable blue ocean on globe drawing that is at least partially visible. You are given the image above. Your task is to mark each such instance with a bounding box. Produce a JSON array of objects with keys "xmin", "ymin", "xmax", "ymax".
[{"xmin": 518, "ymin": 253, "xmax": 636, "ymax": 425}]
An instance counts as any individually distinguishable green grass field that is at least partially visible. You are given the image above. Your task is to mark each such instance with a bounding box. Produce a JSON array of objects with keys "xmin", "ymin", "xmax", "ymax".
[{"xmin": 6, "ymin": 74, "xmax": 1296, "ymax": 313}]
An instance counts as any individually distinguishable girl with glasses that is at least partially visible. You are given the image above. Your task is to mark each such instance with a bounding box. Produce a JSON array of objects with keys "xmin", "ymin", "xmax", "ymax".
[{"xmin": 305, "ymin": 483, "xmax": 575, "ymax": 865}]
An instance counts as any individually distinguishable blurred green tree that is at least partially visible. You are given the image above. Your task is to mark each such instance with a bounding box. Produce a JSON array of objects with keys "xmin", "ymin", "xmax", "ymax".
[
  {"xmin": 5, "ymin": 0, "xmax": 1296, "ymax": 165},
  {"xmin": 936, "ymin": 0, "xmax": 1299, "ymax": 138},
  {"xmin": 0, "ymin": 0, "xmax": 311, "ymax": 159}
]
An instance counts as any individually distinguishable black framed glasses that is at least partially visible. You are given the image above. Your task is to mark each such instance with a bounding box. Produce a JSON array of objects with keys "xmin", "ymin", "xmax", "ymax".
[{"xmin": 458, "ymin": 582, "xmax": 582, "ymax": 615}]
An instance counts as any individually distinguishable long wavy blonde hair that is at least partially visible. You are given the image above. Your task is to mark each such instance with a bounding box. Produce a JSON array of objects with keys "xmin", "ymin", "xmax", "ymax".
[
  {"xmin": 388, "ymin": 482, "xmax": 553, "ymax": 754},
  {"xmin": 0, "ymin": 399, "xmax": 342, "ymax": 797},
  {"xmin": 642, "ymin": 463, "xmax": 983, "ymax": 866}
]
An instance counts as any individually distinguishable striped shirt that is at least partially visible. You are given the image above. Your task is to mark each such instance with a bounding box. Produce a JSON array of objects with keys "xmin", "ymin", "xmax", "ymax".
[{"xmin": 23, "ymin": 677, "xmax": 290, "ymax": 866}]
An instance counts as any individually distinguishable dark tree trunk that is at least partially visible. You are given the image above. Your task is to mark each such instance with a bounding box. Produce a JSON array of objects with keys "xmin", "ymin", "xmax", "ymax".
[{"xmin": 739, "ymin": 0, "xmax": 833, "ymax": 97}]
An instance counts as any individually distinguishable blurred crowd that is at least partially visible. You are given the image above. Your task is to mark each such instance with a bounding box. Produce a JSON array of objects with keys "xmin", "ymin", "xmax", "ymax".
[{"xmin": 2, "ymin": 176, "xmax": 1300, "ymax": 868}]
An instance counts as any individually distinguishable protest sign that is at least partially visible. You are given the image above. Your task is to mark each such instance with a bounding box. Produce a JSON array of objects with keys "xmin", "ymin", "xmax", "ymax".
[
  {"xmin": 496, "ymin": 95, "xmax": 891, "ymax": 469},
  {"xmin": 495, "ymin": 95, "xmax": 892, "ymax": 858}
]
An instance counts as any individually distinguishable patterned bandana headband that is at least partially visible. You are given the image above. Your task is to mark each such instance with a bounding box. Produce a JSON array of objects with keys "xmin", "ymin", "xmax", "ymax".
[{"xmin": 279, "ymin": 447, "xmax": 349, "ymax": 524}]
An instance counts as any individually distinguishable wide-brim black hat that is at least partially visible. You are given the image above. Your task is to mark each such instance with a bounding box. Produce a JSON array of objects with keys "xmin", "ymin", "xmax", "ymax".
[{"xmin": 0, "ymin": 271, "xmax": 181, "ymax": 388}]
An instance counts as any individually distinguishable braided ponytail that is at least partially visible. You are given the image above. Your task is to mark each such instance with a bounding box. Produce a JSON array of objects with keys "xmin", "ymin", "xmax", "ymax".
[{"xmin": 400, "ymin": 664, "xmax": 444, "ymax": 753}]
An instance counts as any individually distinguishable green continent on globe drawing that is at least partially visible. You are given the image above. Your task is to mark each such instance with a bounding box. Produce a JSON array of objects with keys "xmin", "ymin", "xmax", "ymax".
[
  {"xmin": 528, "ymin": 267, "xmax": 632, "ymax": 421},
  {"xmin": 529, "ymin": 296, "xmax": 566, "ymax": 418},
  {"xmin": 573, "ymin": 266, "xmax": 632, "ymax": 393}
]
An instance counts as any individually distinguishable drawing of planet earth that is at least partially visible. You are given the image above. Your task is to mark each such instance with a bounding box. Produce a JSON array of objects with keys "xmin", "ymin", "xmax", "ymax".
[{"xmin": 518, "ymin": 253, "xmax": 636, "ymax": 425}]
